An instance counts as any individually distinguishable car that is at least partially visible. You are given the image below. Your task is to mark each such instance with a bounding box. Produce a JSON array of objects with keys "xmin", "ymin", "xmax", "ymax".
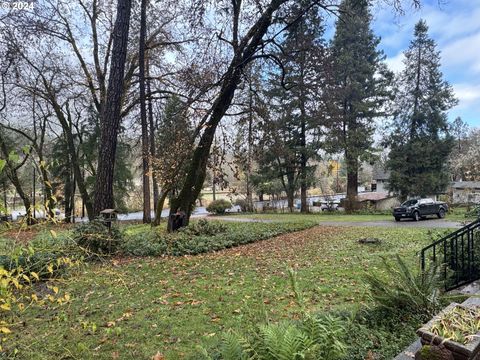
[
  {"xmin": 393, "ymin": 198, "xmax": 448, "ymax": 222},
  {"xmin": 320, "ymin": 202, "xmax": 339, "ymax": 211}
]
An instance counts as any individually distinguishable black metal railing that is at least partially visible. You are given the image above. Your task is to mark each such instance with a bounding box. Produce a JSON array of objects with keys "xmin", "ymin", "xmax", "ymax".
[{"xmin": 421, "ymin": 218, "xmax": 480, "ymax": 291}]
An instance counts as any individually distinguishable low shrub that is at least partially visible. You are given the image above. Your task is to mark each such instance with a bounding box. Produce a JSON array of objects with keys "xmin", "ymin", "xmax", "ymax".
[
  {"xmin": 351, "ymin": 209, "xmax": 392, "ymax": 216},
  {"xmin": 207, "ymin": 199, "xmax": 232, "ymax": 214},
  {"xmin": 234, "ymin": 199, "xmax": 254, "ymax": 212},
  {"xmin": 120, "ymin": 229, "xmax": 167, "ymax": 257},
  {"xmin": 180, "ymin": 219, "xmax": 227, "ymax": 236},
  {"xmin": 72, "ymin": 220, "xmax": 122, "ymax": 256},
  {"xmin": 196, "ymin": 269, "xmax": 348, "ymax": 360},
  {"xmin": 198, "ymin": 315, "xmax": 347, "ymax": 360},
  {"xmin": 343, "ymin": 307, "xmax": 423, "ymax": 360},
  {"xmin": 0, "ymin": 230, "xmax": 83, "ymax": 280},
  {"xmin": 0, "ymin": 252, "xmax": 64, "ymax": 280},
  {"xmin": 122, "ymin": 220, "xmax": 316, "ymax": 257},
  {"xmin": 364, "ymin": 254, "xmax": 444, "ymax": 318},
  {"xmin": 0, "ymin": 245, "xmax": 79, "ymax": 344}
]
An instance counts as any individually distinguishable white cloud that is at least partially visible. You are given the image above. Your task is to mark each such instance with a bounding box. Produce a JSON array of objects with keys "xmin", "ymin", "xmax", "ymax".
[
  {"xmin": 441, "ymin": 32, "xmax": 480, "ymax": 74},
  {"xmin": 453, "ymin": 83, "xmax": 480, "ymax": 108},
  {"xmin": 385, "ymin": 52, "xmax": 405, "ymax": 73}
]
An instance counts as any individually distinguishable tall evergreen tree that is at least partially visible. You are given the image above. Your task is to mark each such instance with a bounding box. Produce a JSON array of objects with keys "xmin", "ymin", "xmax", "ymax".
[
  {"xmin": 152, "ymin": 95, "xmax": 194, "ymax": 226},
  {"xmin": 327, "ymin": 0, "xmax": 391, "ymax": 211},
  {"xmin": 387, "ymin": 20, "xmax": 457, "ymax": 198},
  {"xmin": 259, "ymin": 1, "xmax": 326, "ymax": 212}
]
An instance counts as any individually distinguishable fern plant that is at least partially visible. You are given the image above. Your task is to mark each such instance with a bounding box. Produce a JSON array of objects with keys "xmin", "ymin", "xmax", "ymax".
[
  {"xmin": 364, "ymin": 254, "xmax": 443, "ymax": 318},
  {"xmin": 197, "ymin": 269, "xmax": 347, "ymax": 360}
]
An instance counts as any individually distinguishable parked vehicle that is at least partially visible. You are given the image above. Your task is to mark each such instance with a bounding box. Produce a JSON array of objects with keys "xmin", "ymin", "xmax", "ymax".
[{"xmin": 393, "ymin": 198, "xmax": 448, "ymax": 221}]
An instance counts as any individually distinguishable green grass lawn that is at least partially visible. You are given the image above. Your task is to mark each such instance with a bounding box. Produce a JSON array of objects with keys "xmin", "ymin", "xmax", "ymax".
[
  {"xmin": 219, "ymin": 209, "xmax": 477, "ymax": 222},
  {"xmin": 4, "ymin": 223, "xmax": 447, "ymax": 359},
  {"xmin": 219, "ymin": 212, "xmax": 393, "ymax": 222}
]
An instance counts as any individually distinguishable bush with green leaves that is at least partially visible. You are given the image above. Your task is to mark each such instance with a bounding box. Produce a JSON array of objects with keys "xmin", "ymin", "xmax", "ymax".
[
  {"xmin": 72, "ymin": 220, "xmax": 122, "ymax": 255},
  {"xmin": 180, "ymin": 219, "xmax": 227, "ymax": 236},
  {"xmin": 121, "ymin": 221, "xmax": 316, "ymax": 257},
  {"xmin": 0, "ymin": 230, "xmax": 83, "ymax": 280},
  {"xmin": 207, "ymin": 199, "xmax": 232, "ymax": 215},
  {"xmin": 196, "ymin": 269, "xmax": 347, "ymax": 360},
  {"xmin": 342, "ymin": 307, "xmax": 424, "ymax": 360},
  {"xmin": 234, "ymin": 199, "xmax": 250, "ymax": 212},
  {"xmin": 364, "ymin": 254, "xmax": 444, "ymax": 318},
  {"xmin": 120, "ymin": 228, "xmax": 167, "ymax": 257},
  {"xmin": 198, "ymin": 315, "xmax": 347, "ymax": 360}
]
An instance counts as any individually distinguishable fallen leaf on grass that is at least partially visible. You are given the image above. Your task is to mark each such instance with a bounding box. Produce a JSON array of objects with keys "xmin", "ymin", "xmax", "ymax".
[{"xmin": 152, "ymin": 352, "xmax": 165, "ymax": 360}]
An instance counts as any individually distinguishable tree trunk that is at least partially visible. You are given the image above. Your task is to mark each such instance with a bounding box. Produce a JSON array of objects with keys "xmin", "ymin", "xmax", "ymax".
[
  {"xmin": 45, "ymin": 91, "xmax": 94, "ymax": 220},
  {"xmin": 345, "ymin": 155, "xmax": 358, "ymax": 213},
  {"xmin": 11, "ymin": 174, "xmax": 32, "ymax": 224},
  {"xmin": 64, "ymin": 166, "xmax": 73, "ymax": 223},
  {"xmin": 168, "ymin": 81, "xmax": 239, "ymax": 224},
  {"xmin": 139, "ymin": 0, "xmax": 151, "ymax": 223},
  {"xmin": 93, "ymin": 0, "xmax": 133, "ymax": 216},
  {"xmin": 168, "ymin": 0, "xmax": 288, "ymax": 227},
  {"xmin": 0, "ymin": 133, "xmax": 33, "ymax": 223},
  {"xmin": 2, "ymin": 180, "xmax": 7, "ymax": 213},
  {"xmin": 147, "ymin": 60, "xmax": 159, "ymax": 211},
  {"xmin": 300, "ymin": 116, "xmax": 308, "ymax": 213},
  {"xmin": 286, "ymin": 190, "xmax": 294, "ymax": 212},
  {"xmin": 38, "ymin": 159, "xmax": 55, "ymax": 219},
  {"xmin": 246, "ymin": 85, "xmax": 254, "ymax": 212},
  {"xmin": 153, "ymin": 189, "xmax": 169, "ymax": 226},
  {"xmin": 70, "ymin": 171, "xmax": 76, "ymax": 223}
]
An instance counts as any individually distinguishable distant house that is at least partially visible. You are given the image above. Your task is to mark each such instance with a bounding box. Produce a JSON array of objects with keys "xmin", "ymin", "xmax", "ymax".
[
  {"xmin": 450, "ymin": 181, "xmax": 480, "ymax": 204},
  {"xmin": 357, "ymin": 192, "xmax": 399, "ymax": 211},
  {"xmin": 372, "ymin": 167, "xmax": 391, "ymax": 193}
]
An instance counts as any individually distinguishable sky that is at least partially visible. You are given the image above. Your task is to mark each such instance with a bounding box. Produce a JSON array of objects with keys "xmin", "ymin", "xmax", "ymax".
[{"xmin": 368, "ymin": 0, "xmax": 480, "ymax": 127}]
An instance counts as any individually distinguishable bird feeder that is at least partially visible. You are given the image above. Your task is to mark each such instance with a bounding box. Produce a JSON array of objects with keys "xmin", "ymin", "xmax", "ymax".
[{"xmin": 99, "ymin": 208, "xmax": 118, "ymax": 231}]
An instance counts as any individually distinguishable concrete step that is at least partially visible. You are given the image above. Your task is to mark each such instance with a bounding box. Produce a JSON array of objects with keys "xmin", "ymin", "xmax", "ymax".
[{"xmin": 393, "ymin": 339, "xmax": 421, "ymax": 360}]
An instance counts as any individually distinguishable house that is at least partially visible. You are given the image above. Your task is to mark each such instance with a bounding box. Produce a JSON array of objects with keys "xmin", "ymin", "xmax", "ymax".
[
  {"xmin": 450, "ymin": 181, "xmax": 480, "ymax": 204},
  {"xmin": 357, "ymin": 192, "xmax": 399, "ymax": 211},
  {"xmin": 372, "ymin": 167, "xmax": 391, "ymax": 193}
]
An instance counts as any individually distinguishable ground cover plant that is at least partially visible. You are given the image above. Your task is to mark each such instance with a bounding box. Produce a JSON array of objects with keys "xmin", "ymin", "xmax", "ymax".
[
  {"xmin": 0, "ymin": 220, "xmax": 449, "ymax": 359},
  {"xmin": 121, "ymin": 219, "xmax": 318, "ymax": 257}
]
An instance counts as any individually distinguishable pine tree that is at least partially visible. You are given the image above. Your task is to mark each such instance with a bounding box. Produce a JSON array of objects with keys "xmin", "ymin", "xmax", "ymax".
[
  {"xmin": 387, "ymin": 20, "xmax": 457, "ymax": 198},
  {"xmin": 152, "ymin": 95, "xmax": 194, "ymax": 226},
  {"xmin": 258, "ymin": 1, "xmax": 326, "ymax": 212},
  {"xmin": 327, "ymin": 0, "xmax": 391, "ymax": 211}
]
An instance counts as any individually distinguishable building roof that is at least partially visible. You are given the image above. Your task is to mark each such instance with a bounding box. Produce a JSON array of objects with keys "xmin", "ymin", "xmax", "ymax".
[
  {"xmin": 372, "ymin": 166, "xmax": 390, "ymax": 181},
  {"xmin": 451, "ymin": 181, "xmax": 480, "ymax": 189},
  {"xmin": 357, "ymin": 192, "xmax": 392, "ymax": 202}
]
